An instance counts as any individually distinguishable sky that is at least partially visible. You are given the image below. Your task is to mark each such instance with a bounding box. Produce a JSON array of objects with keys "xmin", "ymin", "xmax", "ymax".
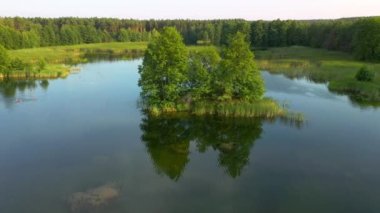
[{"xmin": 1, "ymin": 0, "xmax": 379, "ymax": 20}]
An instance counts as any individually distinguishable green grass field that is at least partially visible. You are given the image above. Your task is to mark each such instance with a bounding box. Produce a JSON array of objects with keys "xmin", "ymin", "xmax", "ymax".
[
  {"xmin": 9, "ymin": 42, "xmax": 148, "ymax": 64},
  {"xmin": 1, "ymin": 42, "xmax": 148, "ymax": 80},
  {"xmin": 7, "ymin": 42, "xmax": 216, "ymax": 64}
]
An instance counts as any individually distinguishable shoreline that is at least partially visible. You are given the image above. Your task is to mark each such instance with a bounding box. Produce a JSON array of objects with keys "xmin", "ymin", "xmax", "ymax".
[{"xmin": 3, "ymin": 43, "xmax": 379, "ymax": 102}]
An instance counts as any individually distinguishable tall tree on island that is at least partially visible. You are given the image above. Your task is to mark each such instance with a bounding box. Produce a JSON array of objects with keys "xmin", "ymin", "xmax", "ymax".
[
  {"xmin": 214, "ymin": 32, "xmax": 264, "ymax": 101},
  {"xmin": 138, "ymin": 27, "xmax": 188, "ymax": 109},
  {"xmin": 187, "ymin": 47, "xmax": 221, "ymax": 101}
]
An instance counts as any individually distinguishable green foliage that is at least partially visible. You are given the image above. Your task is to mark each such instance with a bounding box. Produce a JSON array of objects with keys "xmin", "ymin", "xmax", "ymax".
[
  {"xmin": 215, "ymin": 32, "xmax": 264, "ymax": 101},
  {"xmin": 0, "ymin": 44, "xmax": 10, "ymax": 72},
  {"xmin": 0, "ymin": 16, "xmax": 379, "ymax": 62},
  {"xmin": 250, "ymin": 21, "xmax": 266, "ymax": 48},
  {"xmin": 118, "ymin": 29, "xmax": 131, "ymax": 42},
  {"xmin": 9, "ymin": 58, "xmax": 25, "ymax": 70},
  {"xmin": 60, "ymin": 25, "xmax": 82, "ymax": 45},
  {"xmin": 79, "ymin": 25, "xmax": 101, "ymax": 43},
  {"xmin": 139, "ymin": 27, "xmax": 189, "ymax": 107},
  {"xmin": 21, "ymin": 30, "xmax": 40, "ymax": 48},
  {"xmin": 139, "ymin": 31, "xmax": 272, "ymax": 117},
  {"xmin": 118, "ymin": 28, "xmax": 150, "ymax": 42},
  {"xmin": 40, "ymin": 25, "xmax": 57, "ymax": 46},
  {"xmin": 220, "ymin": 20, "xmax": 250, "ymax": 45},
  {"xmin": 187, "ymin": 47, "xmax": 220, "ymax": 101},
  {"xmin": 140, "ymin": 29, "xmax": 267, "ymax": 116},
  {"xmin": 353, "ymin": 18, "xmax": 380, "ymax": 61},
  {"xmin": 356, "ymin": 66, "xmax": 375, "ymax": 82},
  {"xmin": 0, "ymin": 25, "xmax": 22, "ymax": 49},
  {"xmin": 37, "ymin": 58, "xmax": 47, "ymax": 71},
  {"xmin": 23, "ymin": 62, "xmax": 33, "ymax": 72},
  {"xmin": 9, "ymin": 42, "xmax": 147, "ymax": 64}
]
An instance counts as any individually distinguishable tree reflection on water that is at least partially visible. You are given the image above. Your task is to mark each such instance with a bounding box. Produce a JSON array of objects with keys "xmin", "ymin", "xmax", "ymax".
[
  {"xmin": 140, "ymin": 114, "xmax": 266, "ymax": 180},
  {"xmin": 0, "ymin": 79, "xmax": 48, "ymax": 108}
]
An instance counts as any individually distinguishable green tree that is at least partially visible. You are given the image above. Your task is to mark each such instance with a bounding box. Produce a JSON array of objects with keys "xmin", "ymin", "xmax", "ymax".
[
  {"xmin": 250, "ymin": 20, "xmax": 266, "ymax": 48},
  {"xmin": 220, "ymin": 21, "xmax": 250, "ymax": 45},
  {"xmin": 40, "ymin": 25, "xmax": 57, "ymax": 46},
  {"xmin": 0, "ymin": 44, "xmax": 10, "ymax": 72},
  {"xmin": 0, "ymin": 25, "xmax": 22, "ymax": 49},
  {"xmin": 60, "ymin": 25, "xmax": 82, "ymax": 45},
  {"xmin": 138, "ymin": 27, "xmax": 189, "ymax": 108},
  {"xmin": 79, "ymin": 25, "xmax": 101, "ymax": 43},
  {"xmin": 187, "ymin": 47, "xmax": 221, "ymax": 101},
  {"xmin": 21, "ymin": 30, "xmax": 40, "ymax": 48},
  {"xmin": 353, "ymin": 18, "xmax": 380, "ymax": 61},
  {"xmin": 118, "ymin": 28, "xmax": 131, "ymax": 42},
  {"xmin": 214, "ymin": 32, "xmax": 264, "ymax": 101}
]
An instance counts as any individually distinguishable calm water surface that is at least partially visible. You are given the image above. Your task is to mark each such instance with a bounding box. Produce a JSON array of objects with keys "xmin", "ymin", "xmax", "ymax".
[{"xmin": 0, "ymin": 60, "xmax": 379, "ymax": 213}]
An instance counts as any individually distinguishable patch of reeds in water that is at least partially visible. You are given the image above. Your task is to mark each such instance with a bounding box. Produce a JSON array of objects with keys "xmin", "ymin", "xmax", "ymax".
[
  {"xmin": 144, "ymin": 98, "xmax": 305, "ymax": 123},
  {"xmin": 0, "ymin": 70, "xmax": 69, "ymax": 80}
]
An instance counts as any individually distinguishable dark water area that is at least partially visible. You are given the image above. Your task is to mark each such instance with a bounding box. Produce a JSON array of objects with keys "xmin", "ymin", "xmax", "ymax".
[{"xmin": 0, "ymin": 60, "xmax": 379, "ymax": 213}]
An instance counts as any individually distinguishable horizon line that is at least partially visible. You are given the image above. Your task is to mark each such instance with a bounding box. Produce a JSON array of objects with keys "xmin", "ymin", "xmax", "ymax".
[{"xmin": 0, "ymin": 15, "xmax": 379, "ymax": 22}]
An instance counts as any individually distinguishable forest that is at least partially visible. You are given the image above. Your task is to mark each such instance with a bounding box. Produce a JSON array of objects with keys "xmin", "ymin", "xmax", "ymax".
[{"xmin": 0, "ymin": 17, "xmax": 379, "ymax": 61}]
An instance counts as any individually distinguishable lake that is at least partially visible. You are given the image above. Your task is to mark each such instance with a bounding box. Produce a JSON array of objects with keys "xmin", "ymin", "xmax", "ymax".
[{"xmin": 1, "ymin": 59, "xmax": 380, "ymax": 213}]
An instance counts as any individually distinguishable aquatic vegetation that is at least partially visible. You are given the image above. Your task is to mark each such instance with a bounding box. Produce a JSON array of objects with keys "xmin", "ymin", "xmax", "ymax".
[
  {"xmin": 143, "ymin": 99, "xmax": 304, "ymax": 123},
  {"xmin": 192, "ymin": 99, "xmax": 285, "ymax": 118},
  {"xmin": 67, "ymin": 183, "xmax": 120, "ymax": 212}
]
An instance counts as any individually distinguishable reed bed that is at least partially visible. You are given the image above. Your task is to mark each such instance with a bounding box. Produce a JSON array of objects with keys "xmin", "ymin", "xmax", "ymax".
[
  {"xmin": 192, "ymin": 99, "xmax": 286, "ymax": 118},
  {"xmin": 0, "ymin": 64, "xmax": 71, "ymax": 80},
  {"xmin": 144, "ymin": 98, "xmax": 304, "ymax": 123}
]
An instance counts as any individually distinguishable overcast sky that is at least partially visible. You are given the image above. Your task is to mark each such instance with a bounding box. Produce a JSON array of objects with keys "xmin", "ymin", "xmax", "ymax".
[{"xmin": 1, "ymin": 0, "xmax": 379, "ymax": 20}]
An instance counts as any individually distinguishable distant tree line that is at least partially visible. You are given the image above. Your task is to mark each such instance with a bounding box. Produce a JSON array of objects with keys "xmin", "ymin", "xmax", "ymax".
[{"xmin": 0, "ymin": 17, "xmax": 379, "ymax": 61}]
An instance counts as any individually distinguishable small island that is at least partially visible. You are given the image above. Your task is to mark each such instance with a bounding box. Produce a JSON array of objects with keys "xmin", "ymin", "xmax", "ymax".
[{"xmin": 138, "ymin": 27, "xmax": 301, "ymax": 120}]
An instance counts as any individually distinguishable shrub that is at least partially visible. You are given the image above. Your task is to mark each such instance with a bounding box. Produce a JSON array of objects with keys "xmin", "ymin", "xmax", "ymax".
[
  {"xmin": 356, "ymin": 66, "xmax": 375, "ymax": 82},
  {"xmin": 10, "ymin": 58, "xmax": 26, "ymax": 70},
  {"xmin": 37, "ymin": 58, "xmax": 47, "ymax": 71}
]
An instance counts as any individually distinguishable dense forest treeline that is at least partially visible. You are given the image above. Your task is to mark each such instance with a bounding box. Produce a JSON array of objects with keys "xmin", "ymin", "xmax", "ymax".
[{"xmin": 0, "ymin": 17, "xmax": 379, "ymax": 61}]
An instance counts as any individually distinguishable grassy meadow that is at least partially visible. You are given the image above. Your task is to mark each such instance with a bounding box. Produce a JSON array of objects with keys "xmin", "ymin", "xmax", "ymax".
[
  {"xmin": 9, "ymin": 42, "xmax": 147, "ymax": 64},
  {"xmin": 0, "ymin": 42, "xmax": 147, "ymax": 80}
]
